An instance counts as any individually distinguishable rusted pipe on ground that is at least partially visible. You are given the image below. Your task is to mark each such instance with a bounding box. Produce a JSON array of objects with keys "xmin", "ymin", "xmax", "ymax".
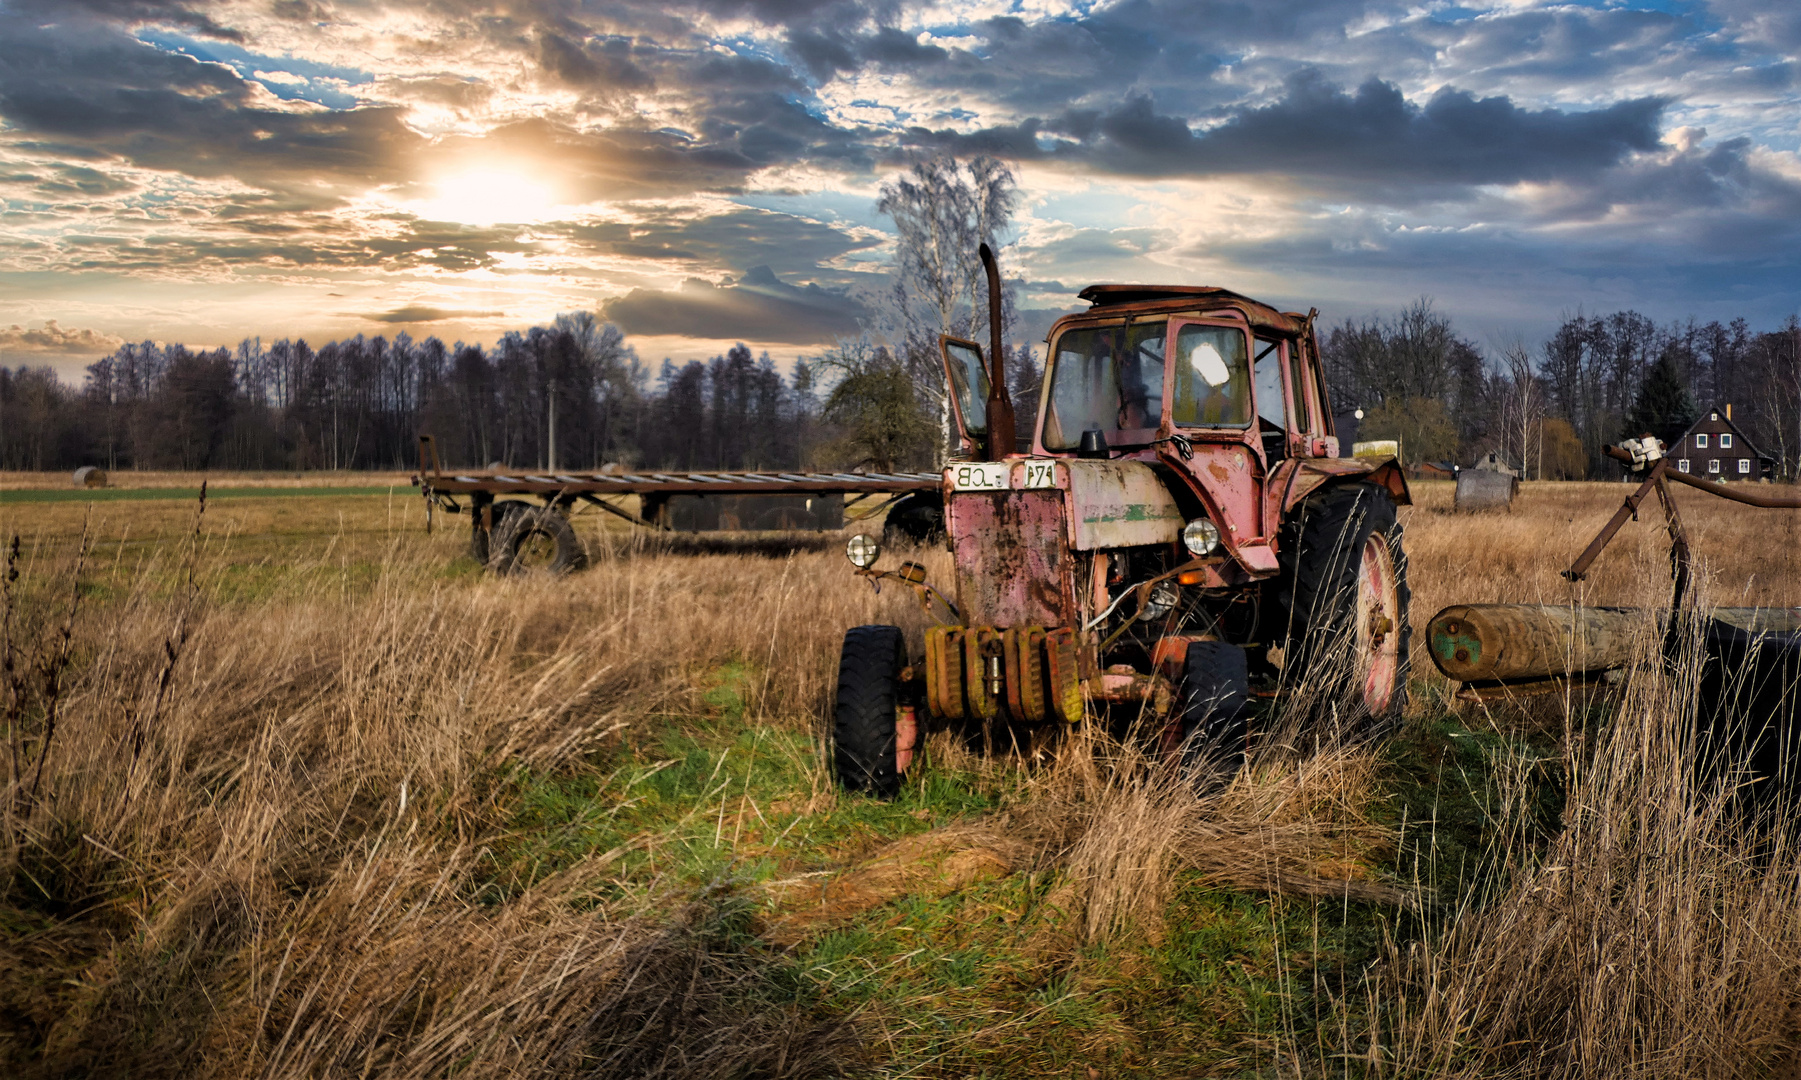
[{"xmin": 1428, "ymin": 604, "xmax": 1646, "ymax": 683}]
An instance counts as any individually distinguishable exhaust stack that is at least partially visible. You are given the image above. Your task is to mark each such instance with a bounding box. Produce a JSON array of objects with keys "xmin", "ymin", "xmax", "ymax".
[{"xmin": 978, "ymin": 243, "xmax": 1016, "ymax": 461}]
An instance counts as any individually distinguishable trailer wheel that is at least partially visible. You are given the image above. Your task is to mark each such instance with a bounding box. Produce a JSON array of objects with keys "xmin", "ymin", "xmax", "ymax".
[
  {"xmin": 470, "ymin": 500, "xmax": 532, "ymax": 564},
  {"xmin": 882, "ymin": 492, "xmax": 945, "ymax": 547},
  {"xmin": 488, "ymin": 505, "xmax": 587, "ymax": 575},
  {"xmin": 833, "ymin": 625, "xmax": 907, "ymax": 797},
  {"xmin": 1276, "ymin": 483, "xmax": 1411, "ymax": 730},
  {"xmin": 1178, "ymin": 640, "xmax": 1251, "ymax": 783}
]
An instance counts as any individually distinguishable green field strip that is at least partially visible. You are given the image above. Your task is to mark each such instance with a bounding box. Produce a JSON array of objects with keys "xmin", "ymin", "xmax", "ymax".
[{"xmin": 1, "ymin": 485, "xmax": 407, "ymax": 504}]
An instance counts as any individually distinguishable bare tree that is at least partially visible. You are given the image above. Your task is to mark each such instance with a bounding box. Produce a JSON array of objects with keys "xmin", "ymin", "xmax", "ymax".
[
  {"xmin": 1498, "ymin": 337, "xmax": 1545, "ymax": 479},
  {"xmin": 876, "ymin": 154, "xmax": 1018, "ymax": 461}
]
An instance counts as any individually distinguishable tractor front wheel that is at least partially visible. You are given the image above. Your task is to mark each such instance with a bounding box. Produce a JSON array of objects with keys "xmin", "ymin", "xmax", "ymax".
[
  {"xmin": 833, "ymin": 625, "xmax": 909, "ymax": 797},
  {"xmin": 1277, "ymin": 483, "xmax": 1411, "ymax": 731},
  {"xmin": 1178, "ymin": 640, "xmax": 1252, "ymax": 785}
]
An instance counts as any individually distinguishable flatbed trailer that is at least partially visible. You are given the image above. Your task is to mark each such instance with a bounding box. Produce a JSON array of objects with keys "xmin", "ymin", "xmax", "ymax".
[{"xmin": 411, "ymin": 436, "xmax": 941, "ymax": 571}]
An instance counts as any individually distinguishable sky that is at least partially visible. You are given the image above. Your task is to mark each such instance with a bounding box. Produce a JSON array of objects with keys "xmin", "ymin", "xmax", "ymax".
[{"xmin": 0, "ymin": 0, "xmax": 1797, "ymax": 383}]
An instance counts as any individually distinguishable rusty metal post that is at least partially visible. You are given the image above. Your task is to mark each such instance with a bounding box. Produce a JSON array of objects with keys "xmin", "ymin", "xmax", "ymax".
[
  {"xmin": 978, "ymin": 243, "xmax": 1015, "ymax": 461},
  {"xmin": 1563, "ymin": 460, "xmax": 1666, "ymax": 582}
]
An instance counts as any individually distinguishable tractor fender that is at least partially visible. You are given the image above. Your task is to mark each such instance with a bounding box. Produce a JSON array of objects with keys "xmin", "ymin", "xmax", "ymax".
[{"xmin": 1275, "ymin": 455, "xmax": 1411, "ymax": 518}]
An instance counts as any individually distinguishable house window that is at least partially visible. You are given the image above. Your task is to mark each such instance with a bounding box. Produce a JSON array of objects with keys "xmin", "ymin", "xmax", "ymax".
[
  {"xmin": 1740, "ymin": 458, "xmax": 1752, "ymax": 474},
  {"xmin": 1708, "ymin": 459, "xmax": 1721, "ymax": 473},
  {"xmin": 1720, "ymin": 433, "xmax": 1733, "ymax": 448},
  {"xmin": 1679, "ymin": 459, "xmax": 1690, "ymax": 473},
  {"xmin": 1695, "ymin": 434, "xmax": 1708, "ymax": 448},
  {"xmin": 1711, "ymin": 412, "xmax": 1719, "ymax": 421}
]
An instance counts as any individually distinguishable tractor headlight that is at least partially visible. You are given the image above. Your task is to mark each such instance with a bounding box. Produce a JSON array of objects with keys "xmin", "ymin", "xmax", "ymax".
[
  {"xmin": 1182, "ymin": 517, "xmax": 1222, "ymax": 557},
  {"xmin": 845, "ymin": 533, "xmax": 882, "ymax": 569}
]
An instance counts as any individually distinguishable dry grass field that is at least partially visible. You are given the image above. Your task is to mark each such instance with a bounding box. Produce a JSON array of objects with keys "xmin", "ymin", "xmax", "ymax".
[{"xmin": 4, "ymin": 473, "xmax": 1801, "ymax": 1078}]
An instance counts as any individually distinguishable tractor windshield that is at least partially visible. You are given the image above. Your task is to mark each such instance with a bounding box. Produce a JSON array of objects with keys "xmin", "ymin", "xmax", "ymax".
[
  {"xmin": 1041, "ymin": 320, "xmax": 1167, "ymax": 450},
  {"xmin": 1170, "ymin": 324, "xmax": 1251, "ymax": 429}
]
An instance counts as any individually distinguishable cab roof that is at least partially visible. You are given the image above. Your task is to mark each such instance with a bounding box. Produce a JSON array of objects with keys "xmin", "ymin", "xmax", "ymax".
[{"xmin": 1074, "ymin": 284, "xmax": 1309, "ymax": 338}]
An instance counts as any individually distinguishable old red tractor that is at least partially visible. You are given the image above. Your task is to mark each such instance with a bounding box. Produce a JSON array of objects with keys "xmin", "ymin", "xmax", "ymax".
[{"xmin": 834, "ymin": 247, "xmax": 1411, "ymax": 796}]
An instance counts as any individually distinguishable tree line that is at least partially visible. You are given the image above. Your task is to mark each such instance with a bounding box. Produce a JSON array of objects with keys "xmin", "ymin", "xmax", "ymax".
[
  {"xmin": 6, "ymin": 299, "xmax": 1797, "ymax": 479},
  {"xmin": 1324, "ymin": 303, "xmax": 1801, "ymax": 479}
]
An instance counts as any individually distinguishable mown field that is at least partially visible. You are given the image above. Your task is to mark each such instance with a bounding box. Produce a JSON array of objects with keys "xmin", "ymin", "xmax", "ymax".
[{"xmin": 3, "ymin": 472, "xmax": 1800, "ymax": 1078}]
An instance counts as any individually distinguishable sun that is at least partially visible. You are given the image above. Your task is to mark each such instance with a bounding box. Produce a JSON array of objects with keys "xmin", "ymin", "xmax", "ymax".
[{"xmin": 414, "ymin": 168, "xmax": 562, "ymax": 227}]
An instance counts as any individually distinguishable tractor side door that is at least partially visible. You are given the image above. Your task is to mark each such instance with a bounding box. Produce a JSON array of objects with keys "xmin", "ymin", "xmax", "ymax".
[
  {"xmin": 940, "ymin": 336, "xmax": 990, "ymax": 453},
  {"xmin": 1165, "ymin": 317, "xmax": 1276, "ymax": 572}
]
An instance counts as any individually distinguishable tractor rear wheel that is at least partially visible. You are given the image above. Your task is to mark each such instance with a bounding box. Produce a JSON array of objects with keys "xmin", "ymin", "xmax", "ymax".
[
  {"xmin": 833, "ymin": 625, "xmax": 907, "ymax": 797},
  {"xmin": 488, "ymin": 505, "xmax": 587, "ymax": 575},
  {"xmin": 1277, "ymin": 483, "xmax": 1410, "ymax": 731}
]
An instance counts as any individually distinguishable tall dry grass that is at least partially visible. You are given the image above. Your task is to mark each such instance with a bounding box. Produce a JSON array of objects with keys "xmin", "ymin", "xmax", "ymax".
[
  {"xmin": 1364, "ymin": 592, "xmax": 1801, "ymax": 1078},
  {"xmin": 6, "ymin": 475, "xmax": 1801, "ymax": 1075},
  {"xmin": 1, "ymin": 517, "xmax": 921, "ymax": 1077}
]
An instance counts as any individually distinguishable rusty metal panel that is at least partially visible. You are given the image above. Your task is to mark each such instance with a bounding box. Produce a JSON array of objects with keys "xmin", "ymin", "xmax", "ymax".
[
  {"xmin": 1063, "ymin": 460, "xmax": 1183, "ymax": 551},
  {"xmin": 947, "ymin": 489, "xmax": 1071, "ymax": 628}
]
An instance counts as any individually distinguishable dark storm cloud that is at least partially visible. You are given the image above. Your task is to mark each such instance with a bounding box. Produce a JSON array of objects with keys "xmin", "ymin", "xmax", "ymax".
[
  {"xmin": 568, "ymin": 205, "xmax": 883, "ymax": 285},
  {"xmin": 365, "ymin": 306, "xmax": 506, "ymax": 324},
  {"xmin": 600, "ymin": 265, "xmax": 871, "ymax": 343},
  {"xmin": 11, "ymin": 0, "xmax": 245, "ymax": 41},
  {"xmin": 0, "ymin": 17, "xmax": 420, "ymax": 199},
  {"xmin": 535, "ymin": 30, "xmax": 653, "ymax": 91},
  {"xmin": 909, "ymin": 75, "xmax": 1666, "ymax": 198}
]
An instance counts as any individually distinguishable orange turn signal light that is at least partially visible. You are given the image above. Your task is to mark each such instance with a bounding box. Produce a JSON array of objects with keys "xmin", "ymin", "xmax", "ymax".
[{"xmin": 1177, "ymin": 570, "xmax": 1208, "ymax": 586}]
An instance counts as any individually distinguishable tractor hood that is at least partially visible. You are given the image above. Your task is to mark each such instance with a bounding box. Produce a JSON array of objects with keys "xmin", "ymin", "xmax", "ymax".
[{"xmin": 1062, "ymin": 460, "xmax": 1184, "ymax": 550}]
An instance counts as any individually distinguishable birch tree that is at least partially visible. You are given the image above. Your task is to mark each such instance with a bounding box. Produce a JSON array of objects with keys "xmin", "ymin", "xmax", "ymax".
[{"xmin": 876, "ymin": 154, "xmax": 1018, "ymax": 462}]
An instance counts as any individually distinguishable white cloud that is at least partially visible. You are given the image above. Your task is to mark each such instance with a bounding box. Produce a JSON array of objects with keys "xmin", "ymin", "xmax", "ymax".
[{"xmin": 0, "ymin": 320, "xmax": 124, "ymax": 355}]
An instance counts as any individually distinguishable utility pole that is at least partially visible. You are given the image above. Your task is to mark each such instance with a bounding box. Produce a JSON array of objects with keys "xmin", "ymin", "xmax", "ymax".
[{"xmin": 547, "ymin": 378, "xmax": 557, "ymax": 473}]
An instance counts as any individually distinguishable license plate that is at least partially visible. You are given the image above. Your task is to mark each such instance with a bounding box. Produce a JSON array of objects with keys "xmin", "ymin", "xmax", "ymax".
[
  {"xmin": 948, "ymin": 462, "xmax": 1009, "ymax": 491},
  {"xmin": 1020, "ymin": 461, "xmax": 1057, "ymax": 489}
]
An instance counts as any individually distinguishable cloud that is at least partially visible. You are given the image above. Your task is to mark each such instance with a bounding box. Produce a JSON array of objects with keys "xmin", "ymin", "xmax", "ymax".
[
  {"xmin": 12, "ymin": 0, "xmax": 246, "ymax": 42},
  {"xmin": 0, "ymin": 320, "xmax": 125, "ymax": 354},
  {"xmin": 0, "ymin": 17, "xmax": 421, "ymax": 201},
  {"xmin": 911, "ymin": 74, "xmax": 1667, "ymax": 200},
  {"xmin": 364, "ymin": 306, "xmax": 506, "ymax": 324},
  {"xmin": 600, "ymin": 265, "xmax": 871, "ymax": 344}
]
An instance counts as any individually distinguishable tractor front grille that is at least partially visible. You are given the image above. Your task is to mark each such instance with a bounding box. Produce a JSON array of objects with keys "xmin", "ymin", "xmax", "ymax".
[{"xmin": 945, "ymin": 489, "xmax": 1074, "ymax": 629}]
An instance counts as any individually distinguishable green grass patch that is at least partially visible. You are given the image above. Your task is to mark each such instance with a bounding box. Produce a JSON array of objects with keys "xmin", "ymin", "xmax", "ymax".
[{"xmin": 465, "ymin": 699, "xmax": 1543, "ymax": 1077}]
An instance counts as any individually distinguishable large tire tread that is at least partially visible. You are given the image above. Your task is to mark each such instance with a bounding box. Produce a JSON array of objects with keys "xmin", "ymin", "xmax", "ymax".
[
  {"xmin": 1179, "ymin": 640, "xmax": 1251, "ymax": 784},
  {"xmin": 488, "ymin": 505, "xmax": 587, "ymax": 575},
  {"xmin": 834, "ymin": 625, "xmax": 906, "ymax": 797},
  {"xmin": 1276, "ymin": 483, "xmax": 1411, "ymax": 729}
]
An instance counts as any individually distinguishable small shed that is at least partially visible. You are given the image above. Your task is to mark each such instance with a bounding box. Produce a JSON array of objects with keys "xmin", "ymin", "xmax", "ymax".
[
  {"xmin": 1472, "ymin": 450, "xmax": 1520, "ymax": 478},
  {"xmin": 73, "ymin": 466, "xmax": 108, "ymax": 489},
  {"xmin": 1411, "ymin": 461, "xmax": 1455, "ymax": 481}
]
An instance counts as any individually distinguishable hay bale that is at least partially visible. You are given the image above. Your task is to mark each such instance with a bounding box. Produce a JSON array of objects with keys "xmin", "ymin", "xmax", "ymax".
[
  {"xmin": 1455, "ymin": 467, "xmax": 1517, "ymax": 511},
  {"xmin": 73, "ymin": 466, "xmax": 108, "ymax": 489}
]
